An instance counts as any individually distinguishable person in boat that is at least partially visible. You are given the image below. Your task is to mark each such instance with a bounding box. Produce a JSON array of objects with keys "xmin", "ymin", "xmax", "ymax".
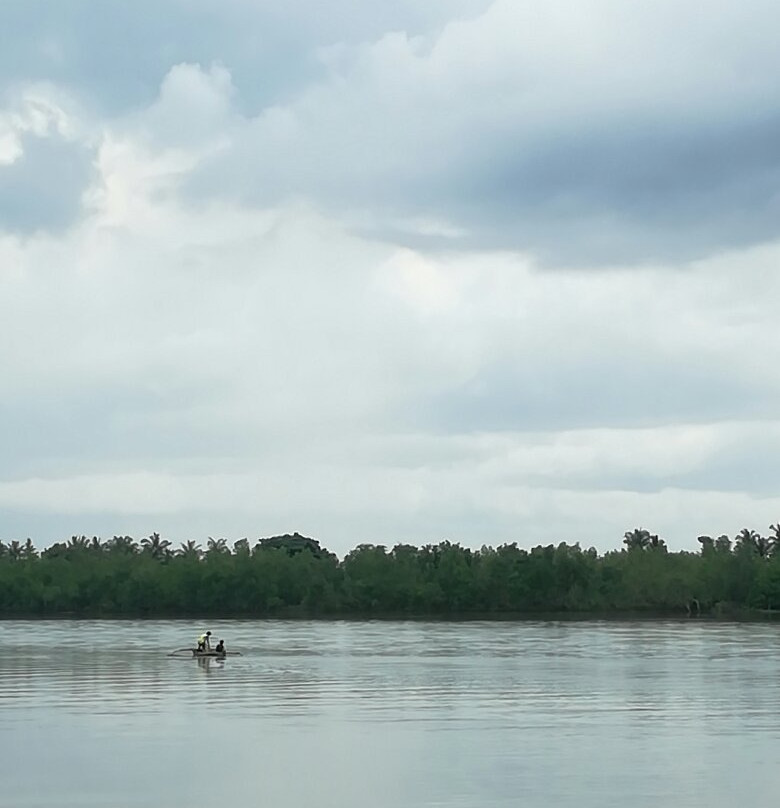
[
  {"xmin": 197, "ymin": 631, "xmax": 212, "ymax": 652},
  {"xmin": 215, "ymin": 640, "xmax": 225, "ymax": 655}
]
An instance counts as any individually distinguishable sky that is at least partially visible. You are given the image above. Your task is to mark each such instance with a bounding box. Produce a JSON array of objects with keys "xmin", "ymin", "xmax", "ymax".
[{"xmin": 2, "ymin": 0, "xmax": 780, "ymax": 556}]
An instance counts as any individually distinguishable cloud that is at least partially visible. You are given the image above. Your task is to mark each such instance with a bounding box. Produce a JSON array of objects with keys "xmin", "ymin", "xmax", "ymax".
[
  {"xmin": 175, "ymin": 0, "xmax": 780, "ymax": 263},
  {"xmin": 0, "ymin": 85, "xmax": 95, "ymax": 233},
  {"xmin": 7, "ymin": 2, "xmax": 780, "ymax": 258},
  {"xmin": 4, "ymin": 426, "xmax": 780, "ymax": 554},
  {"xmin": 3, "ymin": 144, "xmax": 780, "ymax": 552},
  {"xmin": 2, "ymin": 2, "xmax": 780, "ymax": 554},
  {"xmin": 138, "ymin": 63, "xmax": 236, "ymax": 149},
  {"xmin": 0, "ymin": 0, "xmax": 492, "ymax": 114}
]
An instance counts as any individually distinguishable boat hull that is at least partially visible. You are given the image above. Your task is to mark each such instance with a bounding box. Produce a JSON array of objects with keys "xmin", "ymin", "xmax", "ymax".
[{"xmin": 168, "ymin": 646, "xmax": 239, "ymax": 658}]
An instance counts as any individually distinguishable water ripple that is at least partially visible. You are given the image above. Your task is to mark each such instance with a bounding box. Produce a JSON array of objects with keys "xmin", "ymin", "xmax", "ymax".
[{"xmin": 2, "ymin": 619, "xmax": 780, "ymax": 807}]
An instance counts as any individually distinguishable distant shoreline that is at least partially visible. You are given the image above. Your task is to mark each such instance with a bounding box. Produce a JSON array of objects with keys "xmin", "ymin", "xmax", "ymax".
[
  {"xmin": 4, "ymin": 533, "xmax": 780, "ymax": 619},
  {"xmin": 3, "ymin": 608, "xmax": 780, "ymax": 622}
]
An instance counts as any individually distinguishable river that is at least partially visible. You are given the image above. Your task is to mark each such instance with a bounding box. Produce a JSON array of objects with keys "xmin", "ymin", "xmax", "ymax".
[{"xmin": 0, "ymin": 619, "xmax": 778, "ymax": 807}]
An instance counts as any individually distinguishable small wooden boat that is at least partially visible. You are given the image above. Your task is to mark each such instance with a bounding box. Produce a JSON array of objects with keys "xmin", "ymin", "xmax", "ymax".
[{"xmin": 168, "ymin": 647, "xmax": 241, "ymax": 658}]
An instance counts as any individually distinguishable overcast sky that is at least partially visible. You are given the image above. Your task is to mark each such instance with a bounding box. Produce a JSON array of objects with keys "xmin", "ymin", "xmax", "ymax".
[{"xmin": 2, "ymin": 0, "xmax": 780, "ymax": 555}]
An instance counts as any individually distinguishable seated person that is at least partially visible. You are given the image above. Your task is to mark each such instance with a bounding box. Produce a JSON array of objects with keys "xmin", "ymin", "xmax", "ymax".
[{"xmin": 215, "ymin": 640, "xmax": 225, "ymax": 655}]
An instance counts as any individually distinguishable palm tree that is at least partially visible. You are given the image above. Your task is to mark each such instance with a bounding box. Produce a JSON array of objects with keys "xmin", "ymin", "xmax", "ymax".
[
  {"xmin": 735, "ymin": 528, "xmax": 769, "ymax": 557},
  {"xmin": 88, "ymin": 536, "xmax": 104, "ymax": 554},
  {"xmin": 177, "ymin": 540, "xmax": 203, "ymax": 560},
  {"xmin": 768, "ymin": 524, "xmax": 780, "ymax": 557},
  {"xmin": 232, "ymin": 538, "xmax": 250, "ymax": 556},
  {"xmin": 21, "ymin": 538, "xmax": 38, "ymax": 560},
  {"xmin": 648, "ymin": 533, "xmax": 667, "ymax": 552},
  {"xmin": 106, "ymin": 535, "xmax": 138, "ymax": 555},
  {"xmin": 7, "ymin": 540, "xmax": 23, "ymax": 561},
  {"xmin": 206, "ymin": 537, "xmax": 229, "ymax": 556},
  {"xmin": 67, "ymin": 535, "xmax": 89, "ymax": 553},
  {"xmin": 756, "ymin": 535, "xmax": 772, "ymax": 558},
  {"xmin": 141, "ymin": 532, "xmax": 172, "ymax": 561},
  {"xmin": 623, "ymin": 528, "xmax": 652, "ymax": 551}
]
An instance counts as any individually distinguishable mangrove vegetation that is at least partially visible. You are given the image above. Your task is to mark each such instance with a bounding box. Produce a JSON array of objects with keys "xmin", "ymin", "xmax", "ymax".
[{"xmin": 2, "ymin": 528, "xmax": 780, "ymax": 617}]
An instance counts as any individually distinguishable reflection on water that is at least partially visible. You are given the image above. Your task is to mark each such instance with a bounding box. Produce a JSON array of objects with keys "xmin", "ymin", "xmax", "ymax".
[{"xmin": 1, "ymin": 619, "xmax": 780, "ymax": 807}]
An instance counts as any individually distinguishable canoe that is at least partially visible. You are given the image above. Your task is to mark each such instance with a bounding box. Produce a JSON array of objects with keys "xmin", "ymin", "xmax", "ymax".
[{"xmin": 168, "ymin": 647, "xmax": 240, "ymax": 658}]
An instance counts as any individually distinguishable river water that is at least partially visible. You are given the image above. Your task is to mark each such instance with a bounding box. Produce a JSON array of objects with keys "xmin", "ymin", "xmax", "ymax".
[{"xmin": 0, "ymin": 619, "xmax": 778, "ymax": 807}]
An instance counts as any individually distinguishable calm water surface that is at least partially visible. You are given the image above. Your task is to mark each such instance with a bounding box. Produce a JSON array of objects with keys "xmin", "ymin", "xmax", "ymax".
[{"xmin": 1, "ymin": 619, "xmax": 779, "ymax": 807}]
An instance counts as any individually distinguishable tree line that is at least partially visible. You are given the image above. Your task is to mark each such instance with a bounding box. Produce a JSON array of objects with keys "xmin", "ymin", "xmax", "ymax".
[{"xmin": 2, "ymin": 527, "xmax": 780, "ymax": 617}]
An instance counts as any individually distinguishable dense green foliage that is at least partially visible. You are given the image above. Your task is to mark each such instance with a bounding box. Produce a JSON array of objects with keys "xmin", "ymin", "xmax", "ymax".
[{"xmin": 3, "ymin": 527, "xmax": 780, "ymax": 617}]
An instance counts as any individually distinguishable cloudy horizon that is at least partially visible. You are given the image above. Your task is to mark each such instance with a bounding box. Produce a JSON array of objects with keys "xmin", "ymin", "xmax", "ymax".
[{"xmin": 2, "ymin": 0, "xmax": 780, "ymax": 556}]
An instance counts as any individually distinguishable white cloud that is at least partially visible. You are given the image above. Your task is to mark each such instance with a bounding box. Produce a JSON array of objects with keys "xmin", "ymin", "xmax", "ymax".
[
  {"xmin": 4, "ymin": 155, "xmax": 780, "ymax": 552},
  {"xmin": 2, "ymin": 4, "xmax": 780, "ymax": 553},
  {"xmin": 0, "ymin": 83, "xmax": 84, "ymax": 159},
  {"xmin": 0, "ymin": 125, "xmax": 22, "ymax": 165},
  {"xmin": 142, "ymin": 62, "xmax": 236, "ymax": 148}
]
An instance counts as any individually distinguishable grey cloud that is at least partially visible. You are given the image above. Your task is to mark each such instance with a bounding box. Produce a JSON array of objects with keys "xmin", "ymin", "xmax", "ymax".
[
  {"xmin": 0, "ymin": 0, "xmax": 491, "ymax": 114},
  {"xmin": 501, "ymin": 431, "xmax": 780, "ymax": 500},
  {"xmin": 0, "ymin": 132, "xmax": 95, "ymax": 233},
  {"xmin": 0, "ymin": 0, "xmax": 311, "ymax": 114},
  {"xmin": 419, "ymin": 356, "xmax": 775, "ymax": 434},
  {"xmin": 0, "ymin": 392, "xmax": 272, "ymax": 502},
  {"xmin": 187, "ymin": 101, "xmax": 780, "ymax": 266},
  {"xmin": 435, "ymin": 114, "xmax": 780, "ymax": 263},
  {"xmin": 176, "ymin": 1, "xmax": 780, "ymax": 265},
  {"xmin": 6, "ymin": 0, "xmax": 780, "ymax": 553},
  {"xmin": 658, "ymin": 438, "xmax": 780, "ymax": 498},
  {"xmin": 8, "ymin": 1, "xmax": 780, "ymax": 262}
]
